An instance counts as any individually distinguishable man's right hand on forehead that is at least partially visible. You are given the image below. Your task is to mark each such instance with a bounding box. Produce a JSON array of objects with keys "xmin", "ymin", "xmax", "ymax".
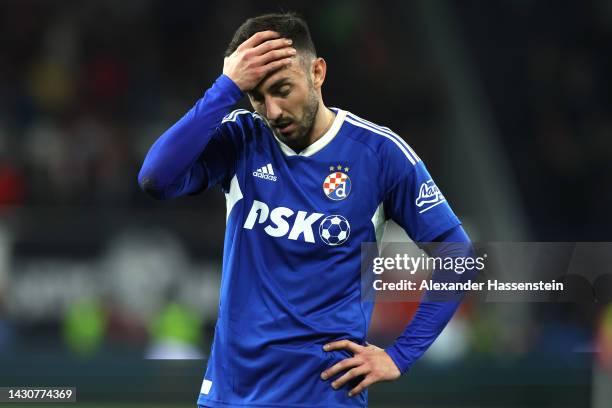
[{"xmin": 223, "ymin": 31, "xmax": 297, "ymax": 92}]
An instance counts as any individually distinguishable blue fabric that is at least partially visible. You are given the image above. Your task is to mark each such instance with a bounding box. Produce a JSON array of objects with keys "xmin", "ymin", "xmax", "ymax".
[
  {"xmin": 385, "ymin": 225, "xmax": 474, "ymax": 374},
  {"xmin": 138, "ymin": 74, "xmax": 243, "ymax": 199},
  {"xmin": 140, "ymin": 75, "xmax": 463, "ymax": 407}
]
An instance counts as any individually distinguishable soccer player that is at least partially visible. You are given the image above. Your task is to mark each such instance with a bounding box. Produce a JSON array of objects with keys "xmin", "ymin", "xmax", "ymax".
[{"xmin": 139, "ymin": 12, "xmax": 473, "ymax": 408}]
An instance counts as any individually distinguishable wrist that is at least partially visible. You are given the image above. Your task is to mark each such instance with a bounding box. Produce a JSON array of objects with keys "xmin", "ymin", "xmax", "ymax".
[
  {"xmin": 385, "ymin": 344, "xmax": 410, "ymax": 375},
  {"xmin": 215, "ymin": 74, "xmax": 245, "ymax": 101}
]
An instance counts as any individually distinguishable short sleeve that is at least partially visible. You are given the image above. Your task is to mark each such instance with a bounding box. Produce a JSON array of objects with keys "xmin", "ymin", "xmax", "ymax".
[{"xmin": 380, "ymin": 139, "xmax": 460, "ymax": 243}]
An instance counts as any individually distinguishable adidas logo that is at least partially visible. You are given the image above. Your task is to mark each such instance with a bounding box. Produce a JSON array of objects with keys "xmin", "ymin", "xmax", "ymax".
[{"xmin": 252, "ymin": 163, "xmax": 277, "ymax": 181}]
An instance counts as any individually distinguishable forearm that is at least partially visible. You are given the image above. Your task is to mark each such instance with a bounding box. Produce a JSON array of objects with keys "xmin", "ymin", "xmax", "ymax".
[
  {"xmin": 385, "ymin": 225, "xmax": 475, "ymax": 374},
  {"xmin": 138, "ymin": 74, "xmax": 243, "ymax": 199}
]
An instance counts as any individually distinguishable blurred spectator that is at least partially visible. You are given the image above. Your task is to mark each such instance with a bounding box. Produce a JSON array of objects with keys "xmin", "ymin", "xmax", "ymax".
[
  {"xmin": 146, "ymin": 301, "xmax": 203, "ymax": 360},
  {"xmin": 0, "ymin": 160, "xmax": 24, "ymax": 209},
  {"xmin": 597, "ymin": 303, "xmax": 612, "ymax": 369},
  {"xmin": 63, "ymin": 298, "xmax": 106, "ymax": 356}
]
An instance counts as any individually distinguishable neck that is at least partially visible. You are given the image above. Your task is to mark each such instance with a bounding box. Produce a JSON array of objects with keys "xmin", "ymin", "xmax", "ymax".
[{"xmin": 311, "ymin": 103, "xmax": 335, "ymax": 142}]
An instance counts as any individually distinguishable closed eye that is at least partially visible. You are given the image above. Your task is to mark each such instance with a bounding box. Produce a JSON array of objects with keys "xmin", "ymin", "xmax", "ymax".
[{"xmin": 276, "ymin": 85, "xmax": 291, "ymax": 97}]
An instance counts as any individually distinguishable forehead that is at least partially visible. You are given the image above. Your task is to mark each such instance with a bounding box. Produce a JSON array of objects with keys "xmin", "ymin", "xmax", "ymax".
[{"xmin": 254, "ymin": 59, "xmax": 308, "ymax": 93}]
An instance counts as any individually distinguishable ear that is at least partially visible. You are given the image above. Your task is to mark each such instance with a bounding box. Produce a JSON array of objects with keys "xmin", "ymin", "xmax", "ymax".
[{"xmin": 311, "ymin": 57, "xmax": 327, "ymax": 90}]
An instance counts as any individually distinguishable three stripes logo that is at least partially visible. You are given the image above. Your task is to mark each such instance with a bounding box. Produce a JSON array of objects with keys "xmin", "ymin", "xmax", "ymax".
[{"xmin": 253, "ymin": 163, "xmax": 277, "ymax": 182}]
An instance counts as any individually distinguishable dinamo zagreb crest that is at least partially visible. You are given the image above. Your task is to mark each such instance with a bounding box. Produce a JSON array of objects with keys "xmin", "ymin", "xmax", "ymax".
[{"xmin": 323, "ymin": 167, "xmax": 351, "ymax": 201}]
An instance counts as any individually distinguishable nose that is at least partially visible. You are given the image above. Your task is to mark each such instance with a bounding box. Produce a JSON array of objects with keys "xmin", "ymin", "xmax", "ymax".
[{"xmin": 264, "ymin": 97, "xmax": 283, "ymax": 121}]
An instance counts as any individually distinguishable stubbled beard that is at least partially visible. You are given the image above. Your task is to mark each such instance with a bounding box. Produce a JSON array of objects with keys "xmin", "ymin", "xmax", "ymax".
[{"xmin": 272, "ymin": 86, "xmax": 319, "ymax": 150}]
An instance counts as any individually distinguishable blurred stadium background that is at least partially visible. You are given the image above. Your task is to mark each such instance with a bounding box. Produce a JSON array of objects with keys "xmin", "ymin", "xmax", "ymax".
[{"xmin": 1, "ymin": 0, "xmax": 611, "ymax": 407}]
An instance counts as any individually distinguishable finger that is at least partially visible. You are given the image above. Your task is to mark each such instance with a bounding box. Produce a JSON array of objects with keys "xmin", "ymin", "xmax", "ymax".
[
  {"xmin": 258, "ymin": 57, "xmax": 294, "ymax": 76},
  {"xmin": 331, "ymin": 366, "xmax": 369, "ymax": 390},
  {"xmin": 250, "ymin": 37, "xmax": 293, "ymax": 56},
  {"xmin": 348, "ymin": 375, "xmax": 376, "ymax": 397},
  {"xmin": 256, "ymin": 47, "xmax": 297, "ymax": 65},
  {"xmin": 323, "ymin": 340, "xmax": 363, "ymax": 354},
  {"xmin": 321, "ymin": 357, "xmax": 361, "ymax": 380},
  {"xmin": 237, "ymin": 31, "xmax": 280, "ymax": 52}
]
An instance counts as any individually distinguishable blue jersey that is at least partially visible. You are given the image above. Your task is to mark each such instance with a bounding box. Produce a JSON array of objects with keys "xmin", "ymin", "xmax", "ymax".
[{"xmin": 139, "ymin": 75, "xmax": 461, "ymax": 408}]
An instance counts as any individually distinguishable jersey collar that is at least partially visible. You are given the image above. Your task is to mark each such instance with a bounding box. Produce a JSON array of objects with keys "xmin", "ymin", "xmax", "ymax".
[{"xmin": 272, "ymin": 108, "xmax": 346, "ymax": 157}]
